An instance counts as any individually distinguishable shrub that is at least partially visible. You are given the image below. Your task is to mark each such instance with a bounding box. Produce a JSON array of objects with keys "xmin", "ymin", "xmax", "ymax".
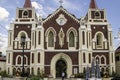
[
  {"xmin": 30, "ymin": 76, "xmax": 41, "ymax": 80},
  {"xmin": 0, "ymin": 71, "xmax": 9, "ymax": 77}
]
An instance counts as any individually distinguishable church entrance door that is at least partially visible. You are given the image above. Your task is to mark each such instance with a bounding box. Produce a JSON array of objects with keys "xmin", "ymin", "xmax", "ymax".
[{"xmin": 56, "ymin": 59, "xmax": 67, "ymax": 78}]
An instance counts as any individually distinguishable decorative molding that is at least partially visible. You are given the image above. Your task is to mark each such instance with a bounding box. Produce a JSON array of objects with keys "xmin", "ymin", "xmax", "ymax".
[
  {"xmin": 56, "ymin": 14, "xmax": 67, "ymax": 26},
  {"xmin": 43, "ymin": 7, "xmax": 79, "ymax": 24},
  {"xmin": 58, "ymin": 28, "xmax": 65, "ymax": 47}
]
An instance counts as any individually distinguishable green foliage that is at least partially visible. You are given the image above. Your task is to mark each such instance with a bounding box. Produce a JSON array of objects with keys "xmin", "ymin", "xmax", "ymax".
[
  {"xmin": 112, "ymin": 71, "xmax": 117, "ymax": 77},
  {"xmin": 30, "ymin": 76, "xmax": 42, "ymax": 80},
  {"xmin": 0, "ymin": 71, "xmax": 10, "ymax": 77},
  {"xmin": 30, "ymin": 70, "xmax": 48, "ymax": 80}
]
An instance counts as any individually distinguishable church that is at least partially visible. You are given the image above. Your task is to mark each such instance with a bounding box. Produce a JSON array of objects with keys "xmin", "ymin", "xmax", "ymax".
[{"xmin": 6, "ymin": 0, "xmax": 115, "ymax": 78}]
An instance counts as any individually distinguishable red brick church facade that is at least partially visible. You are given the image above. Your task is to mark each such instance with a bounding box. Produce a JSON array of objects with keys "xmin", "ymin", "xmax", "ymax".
[{"xmin": 6, "ymin": 0, "xmax": 115, "ymax": 78}]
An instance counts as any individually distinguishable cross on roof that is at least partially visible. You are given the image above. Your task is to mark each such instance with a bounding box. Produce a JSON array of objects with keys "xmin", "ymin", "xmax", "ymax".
[{"xmin": 59, "ymin": 0, "xmax": 63, "ymax": 6}]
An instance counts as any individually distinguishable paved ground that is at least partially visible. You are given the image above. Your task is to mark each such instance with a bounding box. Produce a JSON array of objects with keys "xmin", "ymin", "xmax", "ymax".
[{"xmin": 55, "ymin": 78, "xmax": 69, "ymax": 80}]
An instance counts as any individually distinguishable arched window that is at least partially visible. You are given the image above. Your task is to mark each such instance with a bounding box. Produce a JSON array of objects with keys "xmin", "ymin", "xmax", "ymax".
[
  {"xmin": 8, "ymin": 68, "xmax": 10, "ymax": 74},
  {"xmin": 27, "ymin": 68, "xmax": 30, "ymax": 75},
  {"xmin": 17, "ymin": 56, "xmax": 21, "ymax": 64},
  {"xmin": 32, "ymin": 32, "xmax": 34, "ymax": 46},
  {"xmin": 31, "ymin": 68, "xmax": 34, "ymax": 75},
  {"xmin": 21, "ymin": 32, "xmax": 26, "ymax": 38},
  {"xmin": 112, "ymin": 53, "xmax": 113, "ymax": 63},
  {"xmin": 83, "ymin": 67, "xmax": 86, "ymax": 73},
  {"xmin": 89, "ymin": 53, "xmax": 91, "ymax": 63},
  {"xmin": 96, "ymin": 56, "xmax": 100, "ymax": 64},
  {"xmin": 48, "ymin": 31, "xmax": 54, "ymax": 47},
  {"xmin": 32, "ymin": 53, "xmax": 34, "ymax": 63},
  {"xmin": 101, "ymin": 68, "xmax": 104, "ymax": 74},
  {"xmin": 69, "ymin": 31, "xmax": 75, "ymax": 47},
  {"xmin": 96, "ymin": 33, "xmax": 102, "ymax": 46},
  {"xmin": 83, "ymin": 53, "xmax": 86, "ymax": 63},
  {"xmin": 38, "ymin": 53, "xmax": 40, "ymax": 63},
  {"xmin": 13, "ymin": 68, "xmax": 16, "ymax": 76},
  {"xmin": 38, "ymin": 31, "xmax": 41, "ymax": 45},
  {"xmin": 94, "ymin": 11, "xmax": 101, "ymax": 19},
  {"xmin": 9, "ymin": 32, "xmax": 12, "ymax": 46},
  {"xmin": 37, "ymin": 68, "xmax": 40, "ymax": 75},
  {"xmin": 23, "ymin": 10, "xmax": 28, "ymax": 18},
  {"xmin": 101, "ymin": 57, "xmax": 105, "ymax": 64},
  {"xmin": 8, "ymin": 53, "xmax": 10, "ymax": 63},
  {"xmin": 82, "ymin": 31, "xmax": 85, "ymax": 45},
  {"xmin": 20, "ymin": 32, "xmax": 26, "ymax": 48}
]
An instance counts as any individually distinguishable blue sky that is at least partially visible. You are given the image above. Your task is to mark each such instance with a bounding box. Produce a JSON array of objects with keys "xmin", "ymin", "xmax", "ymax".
[{"xmin": 0, "ymin": 0, "xmax": 120, "ymax": 54}]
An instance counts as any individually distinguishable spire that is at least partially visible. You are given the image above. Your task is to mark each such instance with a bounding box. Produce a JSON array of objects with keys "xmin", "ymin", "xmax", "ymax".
[
  {"xmin": 89, "ymin": 0, "xmax": 98, "ymax": 9},
  {"xmin": 23, "ymin": 0, "xmax": 32, "ymax": 8}
]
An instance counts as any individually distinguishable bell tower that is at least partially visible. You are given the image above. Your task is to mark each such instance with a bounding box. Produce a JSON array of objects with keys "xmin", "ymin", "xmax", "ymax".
[
  {"xmin": 86, "ymin": 0, "xmax": 107, "ymax": 22},
  {"xmin": 6, "ymin": 0, "xmax": 38, "ymax": 75},
  {"xmin": 84, "ymin": 0, "xmax": 115, "ymax": 74}
]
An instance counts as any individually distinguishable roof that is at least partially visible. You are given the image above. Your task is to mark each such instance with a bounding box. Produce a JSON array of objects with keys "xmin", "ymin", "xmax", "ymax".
[
  {"xmin": 0, "ymin": 56, "xmax": 6, "ymax": 62},
  {"xmin": 89, "ymin": 0, "xmax": 98, "ymax": 9},
  {"xmin": 43, "ymin": 6, "xmax": 79, "ymax": 23},
  {"xmin": 115, "ymin": 46, "xmax": 120, "ymax": 54},
  {"xmin": 23, "ymin": 0, "xmax": 32, "ymax": 8}
]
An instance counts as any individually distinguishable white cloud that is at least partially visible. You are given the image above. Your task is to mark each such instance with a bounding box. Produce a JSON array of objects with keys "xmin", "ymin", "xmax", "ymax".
[
  {"xmin": 32, "ymin": 2, "xmax": 43, "ymax": 10},
  {"xmin": 0, "ymin": 6, "xmax": 9, "ymax": 21},
  {"xmin": 0, "ymin": 33, "xmax": 8, "ymax": 55},
  {"xmin": 32, "ymin": 1, "xmax": 47, "ymax": 17}
]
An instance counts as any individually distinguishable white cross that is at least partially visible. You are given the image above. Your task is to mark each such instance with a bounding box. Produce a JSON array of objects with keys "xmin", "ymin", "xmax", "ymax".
[{"xmin": 59, "ymin": 0, "xmax": 63, "ymax": 6}]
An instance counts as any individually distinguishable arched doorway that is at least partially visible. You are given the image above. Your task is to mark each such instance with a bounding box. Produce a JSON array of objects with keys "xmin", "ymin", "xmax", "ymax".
[
  {"xmin": 50, "ymin": 53, "xmax": 72, "ymax": 78},
  {"xmin": 56, "ymin": 59, "xmax": 67, "ymax": 78}
]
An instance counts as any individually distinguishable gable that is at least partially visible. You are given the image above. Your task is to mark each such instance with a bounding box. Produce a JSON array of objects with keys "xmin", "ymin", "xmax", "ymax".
[
  {"xmin": 43, "ymin": 7, "xmax": 80, "ymax": 49},
  {"xmin": 43, "ymin": 7, "xmax": 79, "ymax": 24}
]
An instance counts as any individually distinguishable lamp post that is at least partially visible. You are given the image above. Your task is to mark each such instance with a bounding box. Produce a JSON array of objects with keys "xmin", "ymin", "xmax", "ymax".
[{"xmin": 21, "ymin": 36, "xmax": 26, "ymax": 77}]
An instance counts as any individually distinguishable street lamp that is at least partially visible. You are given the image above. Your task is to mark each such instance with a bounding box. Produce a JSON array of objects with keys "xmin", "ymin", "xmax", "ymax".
[{"xmin": 21, "ymin": 36, "xmax": 26, "ymax": 77}]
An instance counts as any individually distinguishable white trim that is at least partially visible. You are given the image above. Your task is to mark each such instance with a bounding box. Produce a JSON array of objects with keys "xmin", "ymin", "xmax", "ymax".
[
  {"xmin": 45, "ymin": 27, "xmax": 56, "ymax": 49},
  {"xmin": 43, "ymin": 7, "xmax": 79, "ymax": 24},
  {"xmin": 16, "ymin": 55, "xmax": 28, "ymax": 66},
  {"xmin": 22, "ymin": 10, "xmax": 29, "ymax": 18},
  {"xmin": 45, "ymin": 27, "xmax": 56, "ymax": 37},
  {"xmin": 93, "ymin": 31, "xmax": 107, "ymax": 49},
  {"xmin": 50, "ymin": 53, "xmax": 72, "ymax": 78},
  {"xmin": 100, "ymin": 55, "xmax": 106, "ymax": 64},
  {"xmin": 45, "ymin": 50, "xmax": 79, "ymax": 52},
  {"xmin": 95, "ymin": 55, "xmax": 106, "ymax": 65},
  {"xmin": 16, "ymin": 55, "xmax": 22, "ymax": 66},
  {"xmin": 67, "ymin": 27, "xmax": 77, "ymax": 49}
]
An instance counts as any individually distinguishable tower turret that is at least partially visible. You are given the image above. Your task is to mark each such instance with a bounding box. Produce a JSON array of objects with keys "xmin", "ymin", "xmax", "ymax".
[
  {"xmin": 23, "ymin": 0, "xmax": 32, "ymax": 8},
  {"xmin": 89, "ymin": 0, "xmax": 98, "ymax": 9}
]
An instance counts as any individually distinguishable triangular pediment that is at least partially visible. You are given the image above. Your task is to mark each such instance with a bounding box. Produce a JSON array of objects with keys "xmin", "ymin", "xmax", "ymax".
[{"xmin": 43, "ymin": 6, "xmax": 79, "ymax": 24}]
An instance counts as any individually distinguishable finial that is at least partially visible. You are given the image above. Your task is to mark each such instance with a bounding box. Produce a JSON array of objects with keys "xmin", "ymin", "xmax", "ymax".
[{"xmin": 59, "ymin": 0, "xmax": 63, "ymax": 6}]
